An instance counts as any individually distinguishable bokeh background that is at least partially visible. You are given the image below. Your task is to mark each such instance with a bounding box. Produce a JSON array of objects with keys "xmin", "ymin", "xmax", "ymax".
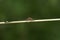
[{"xmin": 0, "ymin": 0, "xmax": 60, "ymax": 40}]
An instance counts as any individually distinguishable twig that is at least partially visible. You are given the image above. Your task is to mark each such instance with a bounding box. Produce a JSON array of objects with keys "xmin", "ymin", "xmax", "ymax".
[{"xmin": 0, "ymin": 18, "xmax": 60, "ymax": 24}]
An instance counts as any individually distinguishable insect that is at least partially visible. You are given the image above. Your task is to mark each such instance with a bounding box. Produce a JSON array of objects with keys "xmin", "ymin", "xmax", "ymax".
[
  {"xmin": 5, "ymin": 21, "xmax": 8, "ymax": 24},
  {"xmin": 26, "ymin": 17, "xmax": 33, "ymax": 20}
]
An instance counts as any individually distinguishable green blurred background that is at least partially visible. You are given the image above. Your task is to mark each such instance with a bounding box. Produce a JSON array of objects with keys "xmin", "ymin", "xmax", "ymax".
[{"xmin": 0, "ymin": 0, "xmax": 60, "ymax": 40}]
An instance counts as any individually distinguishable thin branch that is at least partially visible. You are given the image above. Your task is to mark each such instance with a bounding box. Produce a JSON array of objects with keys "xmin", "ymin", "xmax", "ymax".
[{"xmin": 0, "ymin": 18, "xmax": 60, "ymax": 24}]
